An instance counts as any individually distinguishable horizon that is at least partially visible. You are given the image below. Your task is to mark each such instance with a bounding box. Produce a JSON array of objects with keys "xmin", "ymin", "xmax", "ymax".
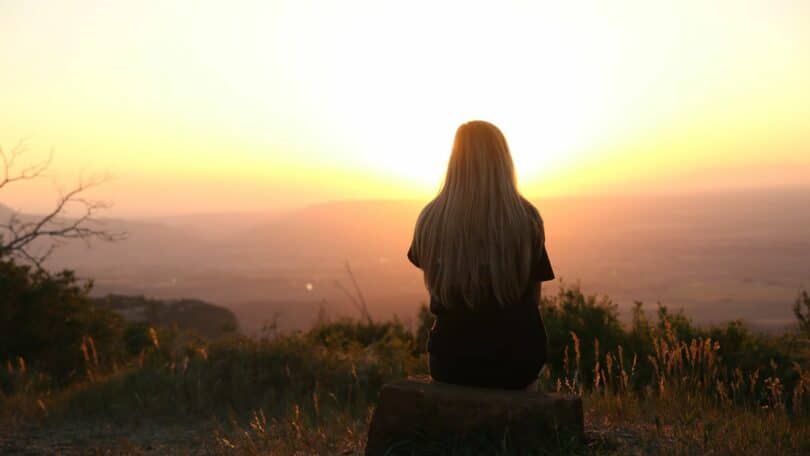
[
  {"xmin": 2, "ymin": 0, "xmax": 809, "ymax": 216},
  {"xmin": 92, "ymin": 184, "xmax": 810, "ymax": 219},
  {"xmin": 3, "ymin": 183, "xmax": 810, "ymax": 219}
]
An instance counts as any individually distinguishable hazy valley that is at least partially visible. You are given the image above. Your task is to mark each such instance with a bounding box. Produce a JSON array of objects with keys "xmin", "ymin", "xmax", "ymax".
[{"xmin": 9, "ymin": 186, "xmax": 800, "ymax": 336}]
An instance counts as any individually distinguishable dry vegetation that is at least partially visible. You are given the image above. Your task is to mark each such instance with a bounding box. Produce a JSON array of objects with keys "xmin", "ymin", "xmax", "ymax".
[{"xmin": 2, "ymin": 273, "xmax": 810, "ymax": 455}]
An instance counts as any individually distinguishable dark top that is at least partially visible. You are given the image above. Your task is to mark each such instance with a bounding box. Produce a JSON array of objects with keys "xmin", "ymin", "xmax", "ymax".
[{"xmin": 407, "ymin": 213, "xmax": 555, "ymax": 363}]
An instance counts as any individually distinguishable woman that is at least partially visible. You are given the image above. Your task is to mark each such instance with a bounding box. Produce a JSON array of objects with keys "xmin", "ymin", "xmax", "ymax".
[{"xmin": 407, "ymin": 120, "xmax": 555, "ymax": 390}]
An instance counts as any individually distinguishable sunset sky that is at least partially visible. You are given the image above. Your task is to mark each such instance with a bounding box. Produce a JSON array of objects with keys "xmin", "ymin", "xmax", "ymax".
[{"xmin": 1, "ymin": 0, "xmax": 808, "ymax": 216}]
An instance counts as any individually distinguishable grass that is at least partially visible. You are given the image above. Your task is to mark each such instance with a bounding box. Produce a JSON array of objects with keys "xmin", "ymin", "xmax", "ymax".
[{"xmin": 2, "ymin": 286, "xmax": 810, "ymax": 454}]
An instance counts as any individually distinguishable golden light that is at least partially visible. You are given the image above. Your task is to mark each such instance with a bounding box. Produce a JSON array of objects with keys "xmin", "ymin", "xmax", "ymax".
[{"xmin": 0, "ymin": 0, "xmax": 808, "ymax": 214}]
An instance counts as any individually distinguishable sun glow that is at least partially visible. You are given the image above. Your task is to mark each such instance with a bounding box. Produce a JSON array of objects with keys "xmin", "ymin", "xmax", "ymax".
[
  {"xmin": 265, "ymin": 1, "xmax": 622, "ymax": 190},
  {"xmin": 1, "ymin": 1, "xmax": 809, "ymax": 214}
]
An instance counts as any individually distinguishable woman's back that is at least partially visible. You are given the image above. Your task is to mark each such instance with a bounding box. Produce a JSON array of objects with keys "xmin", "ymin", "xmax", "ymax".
[{"xmin": 408, "ymin": 121, "xmax": 555, "ymax": 390}]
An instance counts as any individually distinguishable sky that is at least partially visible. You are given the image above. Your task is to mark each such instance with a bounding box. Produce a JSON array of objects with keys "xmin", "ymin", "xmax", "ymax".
[{"xmin": 0, "ymin": 0, "xmax": 808, "ymax": 216}]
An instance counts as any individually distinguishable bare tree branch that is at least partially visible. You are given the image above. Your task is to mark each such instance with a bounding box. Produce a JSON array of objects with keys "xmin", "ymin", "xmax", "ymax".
[
  {"xmin": 0, "ymin": 141, "xmax": 52, "ymax": 191},
  {"xmin": 0, "ymin": 143, "xmax": 125, "ymax": 270}
]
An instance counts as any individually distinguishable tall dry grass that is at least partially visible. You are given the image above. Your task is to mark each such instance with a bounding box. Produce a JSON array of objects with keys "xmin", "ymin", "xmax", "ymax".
[{"xmin": 2, "ymin": 285, "xmax": 809, "ymax": 454}]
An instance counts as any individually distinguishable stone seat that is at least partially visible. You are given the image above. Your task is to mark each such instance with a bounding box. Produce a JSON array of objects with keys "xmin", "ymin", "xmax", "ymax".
[{"xmin": 365, "ymin": 376, "xmax": 583, "ymax": 455}]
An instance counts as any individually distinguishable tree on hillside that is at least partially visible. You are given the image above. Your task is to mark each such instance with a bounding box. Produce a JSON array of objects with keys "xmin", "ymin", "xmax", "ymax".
[
  {"xmin": 0, "ymin": 259, "xmax": 126, "ymax": 384},
  {"xmin": 0, "ymin": 141, "xmax": 127, "ymax": 386},
  {"xmin": 0, "ymin": 141, "xmax": 124, "ymax": 268}
]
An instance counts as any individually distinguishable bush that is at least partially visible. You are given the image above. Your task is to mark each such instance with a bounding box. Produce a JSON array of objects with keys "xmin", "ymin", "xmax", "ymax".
[
  {"xmin": 307, "ymin": 317, "xmax": 414, "ymax": 351},
  {"xmin": 0, "ymin": 259, "xmax": 125, "ymax": 387}
]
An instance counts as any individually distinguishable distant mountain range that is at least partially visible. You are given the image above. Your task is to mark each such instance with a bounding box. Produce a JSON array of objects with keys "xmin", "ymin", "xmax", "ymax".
[
  {"xmin": 3, "ymin": 187, "xmax": 810, "ymax": 333},
  {"xmin": 0, "ymin": 203, "xmax": 14, "ymax": 220}
]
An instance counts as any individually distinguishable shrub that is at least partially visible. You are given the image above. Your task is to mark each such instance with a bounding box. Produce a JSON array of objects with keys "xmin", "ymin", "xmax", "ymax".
[{"xmin": 0, "ymin": 259, "xmax": 125, "ymax": 387}]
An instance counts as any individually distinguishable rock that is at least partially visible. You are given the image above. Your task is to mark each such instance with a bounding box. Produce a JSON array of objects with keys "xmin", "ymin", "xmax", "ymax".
[{"xmin": 365, "ymin": 376, "xmax": 583, "ymax": 455}]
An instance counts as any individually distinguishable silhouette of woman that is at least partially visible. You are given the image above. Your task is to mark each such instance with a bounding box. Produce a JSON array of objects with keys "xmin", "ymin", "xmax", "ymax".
[{"xmin": 407, "ymin": 120, "xmax": 554, "ymax": 390}]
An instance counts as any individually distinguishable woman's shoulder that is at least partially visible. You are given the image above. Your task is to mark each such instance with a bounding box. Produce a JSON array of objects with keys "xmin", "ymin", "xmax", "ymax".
[
  {"xmin": 521, "ymin": 198, "xmax": 544, "ymax": 226},
  {"xmin": 521, "ymin": 199, "xmax": 546, "ymax": 248},
  {"xmin": 417, "ymin": 199, "xmax": 437, "ymax": 219}
]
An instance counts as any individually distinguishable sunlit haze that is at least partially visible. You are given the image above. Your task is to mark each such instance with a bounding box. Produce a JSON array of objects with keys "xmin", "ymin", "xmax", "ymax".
[{"xmin": 1, "ymin": 0, "xmax": 808, "ymax": 215}]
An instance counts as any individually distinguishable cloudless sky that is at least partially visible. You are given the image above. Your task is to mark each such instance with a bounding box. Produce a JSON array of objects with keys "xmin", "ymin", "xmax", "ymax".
[{"xmin": 1, "ymin": 0, "xmax": 808, "ymax": 215}]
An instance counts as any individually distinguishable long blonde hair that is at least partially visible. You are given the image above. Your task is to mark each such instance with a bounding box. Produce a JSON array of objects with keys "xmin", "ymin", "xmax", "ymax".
[{"xmin": 411, "ymin": 120, "xmax": 540, "ymax": 309}]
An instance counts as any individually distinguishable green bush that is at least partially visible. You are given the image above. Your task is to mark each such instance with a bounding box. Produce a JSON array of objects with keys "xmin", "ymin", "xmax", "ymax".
[{"xmin": 0, "ymin": 259, "xmax": 125, "ymax": 387}]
